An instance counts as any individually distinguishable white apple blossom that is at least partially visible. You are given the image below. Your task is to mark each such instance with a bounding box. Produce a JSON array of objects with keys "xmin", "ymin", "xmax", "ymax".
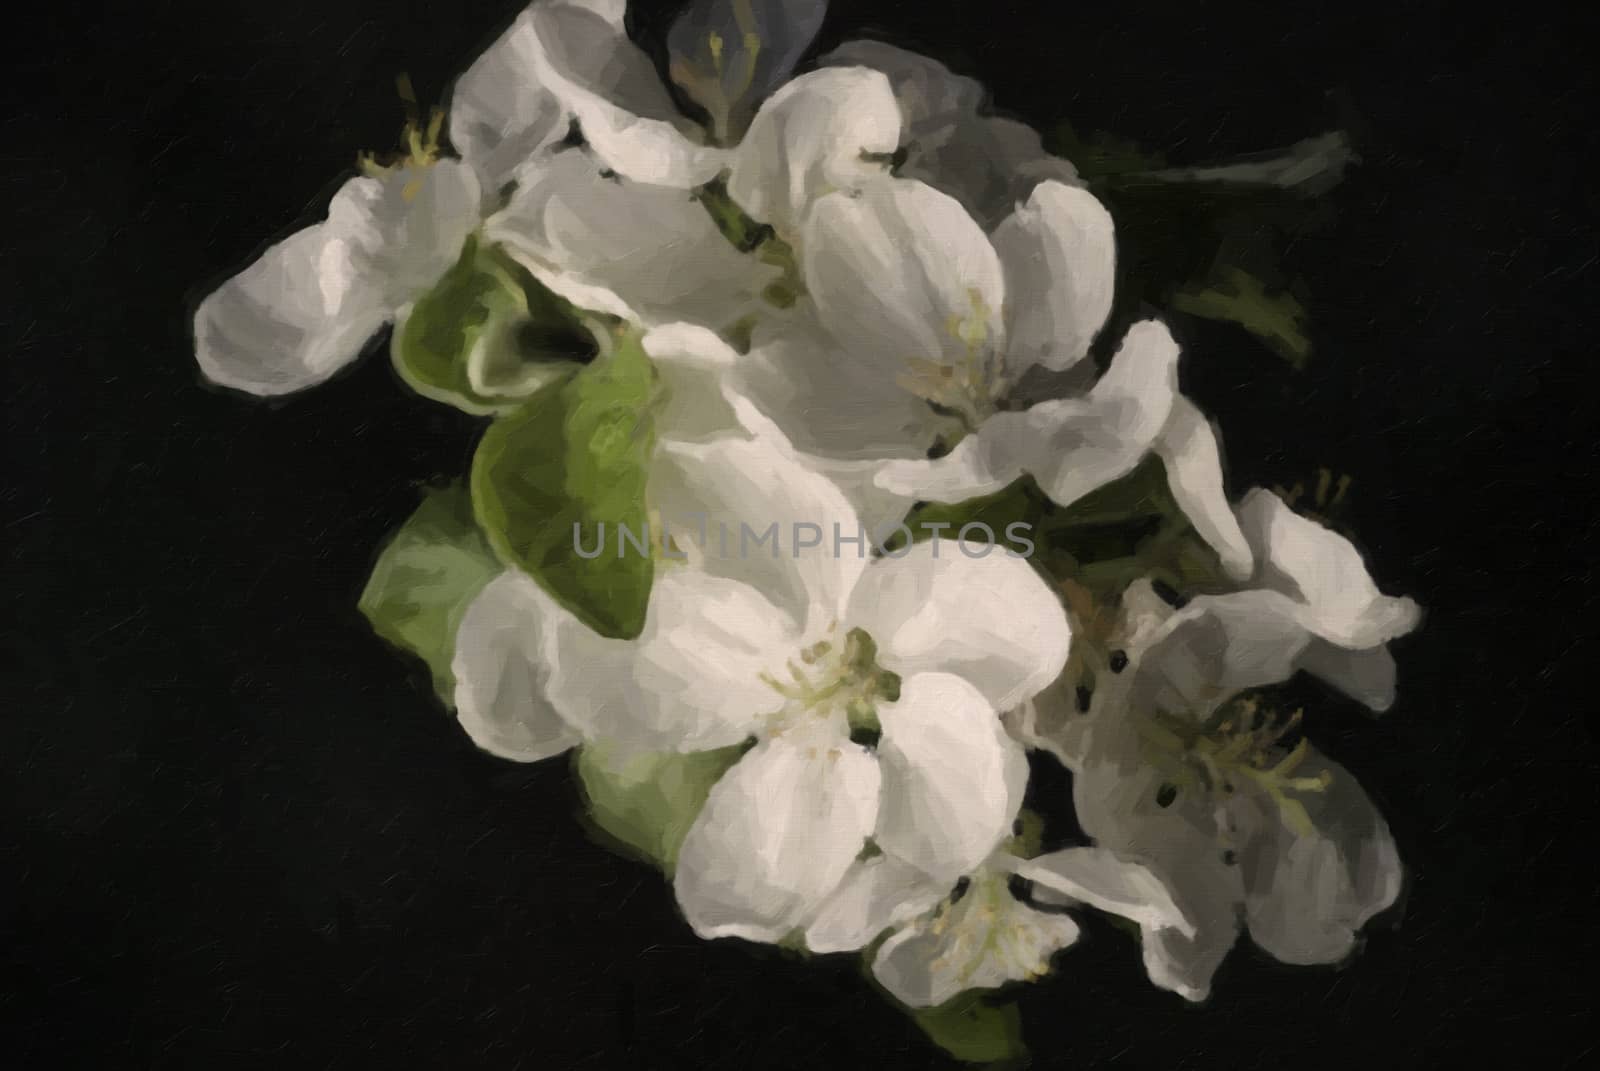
[
  {"xmin": 481, "ymin": 48, "xmax": 904, "ymax": 332},
  {"xmin": 1012, "ymin": 492, "xmax": 1420, "ymax": 1000},
  {"xmin": 448, "ymin": 0, "xmax": 725, "ymax": 193},
  {"xmin": 189, "ymin": 0, "xmax": 1423, "ymax": 1043},
  {"xmin": 449, "ymin": 427, "xmax": 1074, "ymax": 942},
  {"xmin": 805, "ymin": 795, "xmax": 1195, "ymax": 1007},
  {"xmin": 453, "ymin": 0, "xmax": 895, "ymax": 225},
  {"xmin": 194, "ymin": 0, "xmax": 894, "ymax": 395},
  {"xmin": 735, "ymin": 175, "xmax": 1254, "ymax": 578},
  {"xmin": 193, "ymin": 134, "xmax": 483, "ymax": 396}
]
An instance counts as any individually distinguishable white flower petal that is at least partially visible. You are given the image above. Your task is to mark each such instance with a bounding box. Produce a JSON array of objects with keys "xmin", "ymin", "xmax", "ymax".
[
  {"xmin": 731, "ymin": 391, "xmax": 926, "ymax": 543},
  {"xmin": 1241, "ymin": 751, "xmax": 1403, "ymax": 966},
  {"xmin": 355, "ymin": 160, "xmax": 484, "ymax": 304},
  {"xmin": 195, "ymin": 163, "xmax": 477, "ymax": 396},
  {"xmin": 1237, "ymin": 489, "xmax": 1423, "ymax": 649},
  {"xmin": 1070, "ymin": 732, "xmax": 1247, "ymax": 1001},
  {"xmin": 194, "ymin": 220, "xmax": 389, "ymax": 396},
  {"xmin": 877, "ymin": 319, "xmax": 1179, "ymax": 506},
  {"xmin": 804, "ymin": 853, "xmax": 948, "ymax": 954},
  {"xmin": 873, "ymin": 673, "xmax": 1027, "ymax": 881},
  {"xmin": 872, "ymin": 411, "xmax": 1031, "ymax": 502},
  {"xmin": 643, "ymin": 322, "xmax": 745, "ymax": 444},
  {"xmin": 822, "ymin": 40, "xmax": 983, "ymax": 133},
  {"xmin": 1009, "ymin": 846, "xmax": 1193, "ymax": 937},
  {"xmin": 820, "ymin": 41, "xmax": 1081, "ymax": 227},
  {"xmin": 548, "ymin": 568, "xmax": 795, "ymax": 753},
  {"xmin": 1140, "ymin": 891, "xmax": 1243, "ymax": 1004},
  {"xmin": 447, "ymin": 9, "xmax": 565, "ymax": 193},
  {"xmin": 728, "ymin": 67, "xmax": 901, "ymax": 235},
  {"xmin": 845, "ymin": 541, "xmax": 1071, "ymax": 712},
  {"xmin": 452, "ymin": 571, "xmax": 582, "ymax": 762},
  {"xmin": 803, "ymin": 179, "xmax": 1005, "ymax": 373},
  {"xmin": 872, "ymin": 877, "xmax": 1080, "ymax": 1007},
  {"xmin": 649, "ymin": 434, "xmax": 866, "ymax": 633},
  {"xmin": 489, "ymin": 150, "xmax": 772, "ymax": 327},
  {"xmin": 631, "ymin": 569, "xmax": 799, "ymax": 748},
  {"xmin": 1002, "ymin": 674, "xmax": 1092, "ymax": 774},
  {"xmin": 1297, "ymin": 640, "xmax": 1399, "ymax": 712},
  {"xmin": 531, "ymin": 0, "xmax": 726, "ymax": 187},
  {"xmin": 1154, "ymin": 396, "xmax": 1254, "ymax": 580},
  {"xmin": 1132, "ymin": 589, "xmax": 1313, "ymax": 718},
  {"xmin": 736, "ymin": 311, "xmax": 953, "ymax": 461},
  {"xmin": 991, "ymin": 181, "xmax": 1115, "ymax": 374},
  {"xmin": 674, "ymin": 728, "xmax": 881, "ymax": 942},
  {"xmin": 1021, "ymin": 319, "xmax": 1180, "ymax": 506}
]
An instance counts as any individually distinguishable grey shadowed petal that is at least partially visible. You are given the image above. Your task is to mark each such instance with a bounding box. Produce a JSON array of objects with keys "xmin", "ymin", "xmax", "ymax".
[
  {"xmin": 1240, "ymin": 750, "xmax": 1403, "ymax": 965},
  {"xmin": 821, "ymin": 40, "xmax": 1082, "ymax": 226},
  {"xmin": 1067, "ymin": 719, "xmax": 1248, "ymax": 1001},
  {"xmin": 668, "ymin": 0, "xmax": 830, "ymax": 142}
]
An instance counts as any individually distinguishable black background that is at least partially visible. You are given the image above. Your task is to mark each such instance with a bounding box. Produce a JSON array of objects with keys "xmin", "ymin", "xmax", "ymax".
[{"xmin": 5, "ymin": 0, "xmax": 1597, "ymax": 1066}]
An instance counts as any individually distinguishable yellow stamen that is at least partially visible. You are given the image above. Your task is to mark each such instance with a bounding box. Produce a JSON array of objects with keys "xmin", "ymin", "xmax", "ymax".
[
  {"xmin": 356, "ymin": 75, "xmax": 446, "ymax": 181},
  {"xmin": 897, "ymin": 290, "xmax": 1007, "ymax": 429},
  {"xmin": 1142, "ymin": 699, "xmax": 1333, "ymax": 834}
]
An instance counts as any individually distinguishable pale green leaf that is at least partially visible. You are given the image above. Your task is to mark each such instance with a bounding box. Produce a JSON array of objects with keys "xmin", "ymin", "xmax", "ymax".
[
  {"xmin": 909, "ymin": 992, "xmax": 1029, "ymax": 1067},
  {"xmin": 357, "ymin": 484, "xmax": 501, "ymax": 704},
  {"xmin": 471, "ymin": 331, "xmax": 658, "ymax": 639},
  {"xmin": 574, "ymin": 743, "xmax": 746, "ymax": 873}
]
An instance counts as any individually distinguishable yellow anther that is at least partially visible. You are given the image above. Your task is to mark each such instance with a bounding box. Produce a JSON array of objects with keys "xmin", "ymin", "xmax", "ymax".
[
  {"xmin": 1142, "ymin": 697, "xmax": 1333, "ymax": 836},
  {"xmin": 359, "ymin": 78, "xmax": 446, "ymax": 182},
  {"xmin": 899, "ymin": 290, "xmax": 1006, "ymax": 429},
  {"xmin": 707, "ymin": 30, "xmax": 724, "ymax": 71},
  {"xmin": 759, "ymin": 628, "xmax": 892, "ymax": 728}
]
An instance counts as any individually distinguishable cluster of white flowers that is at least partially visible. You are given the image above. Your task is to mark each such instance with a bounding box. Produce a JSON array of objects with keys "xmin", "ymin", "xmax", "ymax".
[{"xmin": 193, "ymin": 0, "xmax": 1420, "ymax": 1048}]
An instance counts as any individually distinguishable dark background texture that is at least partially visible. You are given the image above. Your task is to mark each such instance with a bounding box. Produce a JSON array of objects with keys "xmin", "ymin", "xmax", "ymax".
[{"xmin": 4, "ymin": 0, "xmax": 1597, "ymax": 1066}]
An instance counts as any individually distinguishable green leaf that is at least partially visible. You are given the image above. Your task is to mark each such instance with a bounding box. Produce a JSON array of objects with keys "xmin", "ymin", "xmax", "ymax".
[
  {"xmin": 910, "ymin": 992, "xmax": 1029, "ymax": 1067},
  {"xmin": 1172, "ymin": 267, "xmax": 1311, "ymax": 369},
  {"xmin": 392, "ymin": 235, "xmax": 596, "ymax": 413},
  {"xmin": 357, "ymin": 484, "xmax": 502, "ymax": 704},
  {"xmin": 890, "ymin": 479, "xmax": 1046, "ymax": 555},
  {"xmin": 471, "ymin": 331, "xmax": 659, "ymax": 639},
  {"xmin": 1048, "ymin": 125, "xmax": 1340, "ymax": 369},
  {"xmin": 1047, "ymin": 456, "xmax": 1175, "ymax": 529},
  {"xmin": 573, "ymin": 742, "xmax": 746, "ymax": 873},
  {"xmin": 1032, "ymin": 458, "xmax": 1239, "ymax": 597}
]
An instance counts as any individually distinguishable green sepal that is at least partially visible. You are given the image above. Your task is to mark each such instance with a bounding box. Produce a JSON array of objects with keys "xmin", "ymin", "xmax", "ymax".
[
  {"xmin": 357, "ymin": 483, "xmax": 501, "ymax": 704},
  {"xmin": 392, "ymin": 235, "xmax": 597, "ymax": 414},
  {"xmin": 857, "ymin": 936, "xmax": 1029, "ymax": 1068},
  {"xmin": 470, "ymin": 329, "xmax": 659, "ymax": 639},
  {"xmin": 909, "ymin": 992, "xmax": 1030, "ymax": 1068}
]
